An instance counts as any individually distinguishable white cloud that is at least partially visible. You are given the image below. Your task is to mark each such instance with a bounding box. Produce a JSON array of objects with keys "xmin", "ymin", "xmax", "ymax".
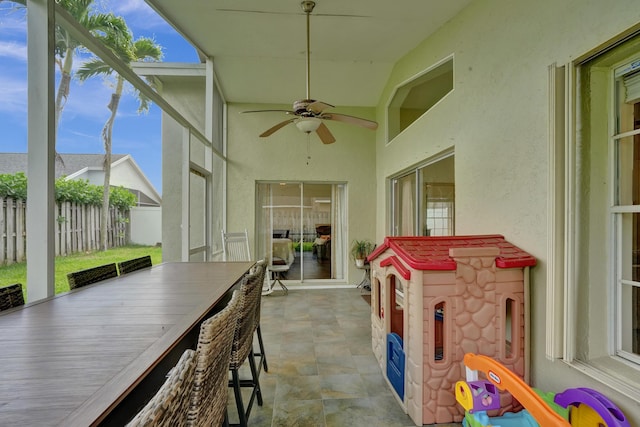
[
  {"xmin": 0, "ymin": 75, "xmax": 27, "ymax": 113},
  {"xmin": 0, "ymin": 5, "xmax": 27, "ymax": 32},
  {"xmin": 0, "ymin": 40, "xmax": 27, "ymax": 61},
  {"xmin": 110, "ymin": 0, "xmax": 151, "ymax": 15},
  {"xmin": 62, "ymin": 78, "xmax": 114, "ymax": 121},
  {"xmin": 107, "ymin": 0, "xmax": 169, "ymax": 32}
]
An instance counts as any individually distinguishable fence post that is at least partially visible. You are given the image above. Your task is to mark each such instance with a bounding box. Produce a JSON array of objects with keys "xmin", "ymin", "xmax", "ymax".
[
  {"xmin": 15, "ymin": 199, "xmax": 25, "ymax": 262},
  {"xmin": 1, "ymin": 197, "xmax": 6, "ymax": 264}
]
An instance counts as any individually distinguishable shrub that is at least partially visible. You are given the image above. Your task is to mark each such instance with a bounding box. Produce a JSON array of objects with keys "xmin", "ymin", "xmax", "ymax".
[
  {"xmin": 0, "ymin": 172, "xmax": 137, "ymax": 209},
  {"xmin": 0, "ymin": 172, "xmax": 27, "ymax": 199}
]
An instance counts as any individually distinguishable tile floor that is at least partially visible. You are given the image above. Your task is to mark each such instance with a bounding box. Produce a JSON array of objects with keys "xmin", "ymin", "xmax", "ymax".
[{"xmin": 227, "ymin": 287, "xmax": 462, "ymax": 427}]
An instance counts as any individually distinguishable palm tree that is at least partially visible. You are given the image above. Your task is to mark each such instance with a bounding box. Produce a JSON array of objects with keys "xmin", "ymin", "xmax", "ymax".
[
  {"xmin": 54, "ymin": 1, "xmax": 129, "ymax": 133},
  {"xmin": 76, "ymin": 30, "xmax": 162, "ymax": 251},
  {"xmin": 2, "ymin": 0, "xmax": 128, "ymax": 150}
]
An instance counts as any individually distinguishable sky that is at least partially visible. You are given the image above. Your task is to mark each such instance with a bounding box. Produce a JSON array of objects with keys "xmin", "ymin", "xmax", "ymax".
[{"xmin": 0, "ymin": 0, "xmax": 200, "ymax": 194}]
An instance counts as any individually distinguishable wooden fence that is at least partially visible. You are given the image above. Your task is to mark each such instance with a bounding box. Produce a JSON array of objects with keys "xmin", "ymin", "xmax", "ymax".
[{"xmin": 1, "ymin": 196, "xmax": 129, "ymax": 265}]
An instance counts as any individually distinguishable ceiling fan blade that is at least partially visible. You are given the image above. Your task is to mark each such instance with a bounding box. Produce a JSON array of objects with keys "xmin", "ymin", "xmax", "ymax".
[
  {"xmin": 216, "ymin": 8, "xmax": 370, "ymax": 18},
  {"xmin": 260, "ymin": 119, "xmax": 296, "ymax": 137},
  {"xmin": 242, "ymin": 109, "xmax": 294, "ymax": 114},
  {"xmin": 216, "ymin": 8, "xmax": 297, "ymax": 16},
  {"xmin": 315, "ymin": 122, "xmax": 336, "ymax": 144},
  {"xmin": 321, "ymin": 113, "xmax": 378, "ymax": 130},
  {"xmin": 307, "ymin": 100, "xmax": 334, "ymax": 114}
]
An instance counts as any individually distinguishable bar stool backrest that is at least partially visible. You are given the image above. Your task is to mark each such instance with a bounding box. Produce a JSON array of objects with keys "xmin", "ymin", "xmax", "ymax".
[
  {"xmin": 67, "ymin": 263, "xmax": 118, "ymax": 290},
  {"xmin": 0, "ymin": 283, "xmax": 25, "ymax": 312},
  {"xmin": 118, "ymin": 255, "xmax": 152, "ymax": 275},
  {"xmin": 126, "ymin": 349, "xmax": 197, "ymax": 427},
  {"xmin": 187, "ymin": 289, "xmax": 241, "ymax": 426}
]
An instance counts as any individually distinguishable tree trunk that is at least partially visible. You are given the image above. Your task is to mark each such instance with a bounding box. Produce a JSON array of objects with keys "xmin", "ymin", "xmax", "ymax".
[
  {"xmin": 100, "ymin": 77, "xmax": 123, "ymax": 251},
  {"xmin": 54, "ymin": 51, "xmax": 74, "ymax": 132}
]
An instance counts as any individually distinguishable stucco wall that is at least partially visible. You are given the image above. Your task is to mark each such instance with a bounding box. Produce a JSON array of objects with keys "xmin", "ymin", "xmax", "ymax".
[
  {"xmin": 373, "ymin": 0, "xmax": 640, "ymax": 420},
  {"xmin": 226, "ymin": 102, "xmax": 376, "ymax": 284}
]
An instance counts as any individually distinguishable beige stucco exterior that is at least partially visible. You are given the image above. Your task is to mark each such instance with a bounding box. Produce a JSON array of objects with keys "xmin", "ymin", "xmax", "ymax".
[{"xmin": 370, "ymin": 0, "xmax": 640, "ymax": 421}]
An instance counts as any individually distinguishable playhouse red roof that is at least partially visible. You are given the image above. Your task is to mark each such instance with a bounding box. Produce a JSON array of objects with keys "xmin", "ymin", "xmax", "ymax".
[{"xmin": 367, "ymin": 234, "xmax": 536, "ymax": 271}]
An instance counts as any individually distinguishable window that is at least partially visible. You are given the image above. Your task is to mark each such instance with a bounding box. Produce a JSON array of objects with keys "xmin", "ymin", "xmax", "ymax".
[
  {"xmin": 387, "ymin": 56, "xmax": 453, "ymax": 142},
  {"xmin": 390, "ymin": 153, "xmax": 454, "ymax": 236},
  {"xmin": 614, "ymin": 60, "xmax": 640, "ymax": 361},
  {"xmin": 562, "ymin": 30, "xmax": 640, "ymax": 398},
  {"xmin": 425, "ymin": 183, "xmax": 455, "ymax": 236}
]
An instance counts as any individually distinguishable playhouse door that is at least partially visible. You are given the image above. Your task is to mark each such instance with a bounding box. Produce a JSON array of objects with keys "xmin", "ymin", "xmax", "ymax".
[{"xmin": 387, "ymin": 332, "xmax": 405, "ymax": 400}]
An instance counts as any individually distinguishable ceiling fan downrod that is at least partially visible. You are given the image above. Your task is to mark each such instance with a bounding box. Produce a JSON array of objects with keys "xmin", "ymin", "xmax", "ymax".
[{"xmin": 301, "ymin": 0, "xmax": 315, "ymax": 100}]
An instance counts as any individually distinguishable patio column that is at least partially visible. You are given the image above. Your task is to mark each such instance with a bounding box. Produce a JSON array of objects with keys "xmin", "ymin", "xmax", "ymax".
[{"xmin": 26, "ymin": 0, "xmax": 56, "ymax": 301}]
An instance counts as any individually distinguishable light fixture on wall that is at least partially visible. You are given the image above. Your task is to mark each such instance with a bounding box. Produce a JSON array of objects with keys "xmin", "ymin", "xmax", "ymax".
[{"xmin": 295, "ymin": 117, "xmax": 321, "ymax": 133}]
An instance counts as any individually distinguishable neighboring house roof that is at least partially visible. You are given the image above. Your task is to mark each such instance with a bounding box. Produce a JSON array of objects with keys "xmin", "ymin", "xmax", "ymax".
[
  {"xmin": 0, "ymin": 153, "xmax": 161, "ymax": 207},
  {"xmin": 0, "ymin": 153, "xmax": 127, "ymax": 179}
]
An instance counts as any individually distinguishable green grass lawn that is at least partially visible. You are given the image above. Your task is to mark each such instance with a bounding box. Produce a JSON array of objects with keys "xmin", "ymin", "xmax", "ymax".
[
  {"xmin": 1, "ymin": 245, "xmax": 162, "ymax": 298},
  {"xmin": 293, "ymin": 241, "xmax": 314, "ymax": 252}
]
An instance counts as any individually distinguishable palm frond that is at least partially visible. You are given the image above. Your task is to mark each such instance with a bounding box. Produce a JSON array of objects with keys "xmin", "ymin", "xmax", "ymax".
[
  {"xmin": 135, "ymin": 89, "xmax": 152, "ymax": 114},
  {"xmin": 132, "ymin": 38, "xmax": 163, "ymax": 62},
  {"xmin": 85, "ymin": 13, "xmax": 130, "ymax": 42},
  {"xmin": 76, "ymin": 58, "xmax": 113, "ymax": 81}
]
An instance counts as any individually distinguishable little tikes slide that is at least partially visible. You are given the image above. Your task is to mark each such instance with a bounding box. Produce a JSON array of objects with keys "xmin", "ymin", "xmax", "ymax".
[{"xmin": 463, "ymin": 353, "xmax": 570, "ymax": 427}]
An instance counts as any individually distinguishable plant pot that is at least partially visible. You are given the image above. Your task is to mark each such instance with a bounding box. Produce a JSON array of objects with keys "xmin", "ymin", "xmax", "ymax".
[{"xmin": 355, "ymin": 258, "xmax": 365, "ymax": 268}]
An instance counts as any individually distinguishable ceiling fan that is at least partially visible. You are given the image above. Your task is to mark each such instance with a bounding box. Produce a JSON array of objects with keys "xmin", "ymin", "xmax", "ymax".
[{"xmin": 242, "ymin": 0, "xmax": 378, "ymax": 145}]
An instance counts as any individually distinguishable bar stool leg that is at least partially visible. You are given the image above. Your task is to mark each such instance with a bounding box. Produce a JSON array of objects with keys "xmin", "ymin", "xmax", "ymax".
[
  {"xmin": 231, "ymin": 370, "xmax": 248, "ymax": 427},
  {"xmin": 247, "ymin": 350, "xmax": 263, "ymax": 406},
  {"xmin": 255, "ymin": 325, "xmax": 268, "ymax": 372}
]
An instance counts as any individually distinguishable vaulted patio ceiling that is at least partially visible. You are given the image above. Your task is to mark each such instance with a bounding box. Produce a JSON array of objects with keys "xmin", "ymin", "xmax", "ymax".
[{"xmin": 144, "ymin": 0, "xmax": 472, "ymax": 107}]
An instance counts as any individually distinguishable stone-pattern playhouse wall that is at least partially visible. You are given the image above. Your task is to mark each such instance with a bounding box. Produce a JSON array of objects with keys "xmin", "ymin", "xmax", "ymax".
[{"xmin": 367, "ymin": 235, "xmax": 536, "ymax": 425}]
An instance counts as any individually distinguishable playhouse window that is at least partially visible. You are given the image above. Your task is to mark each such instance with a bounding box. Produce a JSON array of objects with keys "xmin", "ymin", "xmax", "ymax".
[
  {"xmin": 394, "ymin": 279, "xmax": 404, "ymax": 309},
  {"xmin": 389, "ymin": 275, "xmax": 404, "ymax": 339},
  {"xmin": 505, "ymin": 298, "xmax": 515, "ymax": 359},
  {"xmin": 374, "ymin": 278, "xmax": 382, "ymax": 319},
  {"xmin": 434, "ymin": 302, "xmax": 445, "ymax": 362}
]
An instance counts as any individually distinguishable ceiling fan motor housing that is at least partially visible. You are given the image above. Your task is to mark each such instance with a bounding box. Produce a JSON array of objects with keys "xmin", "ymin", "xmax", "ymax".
[{"xmin": 293, "ymin": 99, "xmax": 317, "ymax": 116}]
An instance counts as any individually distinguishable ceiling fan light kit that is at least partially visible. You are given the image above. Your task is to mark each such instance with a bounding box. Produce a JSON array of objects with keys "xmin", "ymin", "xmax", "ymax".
[
  {"xmin": 295, "ymin": 117, "xmax": 322, "ymax": 133},
  {"xmin": 241, "ymin": 0, "xmax": 378, "ymax": 144}
]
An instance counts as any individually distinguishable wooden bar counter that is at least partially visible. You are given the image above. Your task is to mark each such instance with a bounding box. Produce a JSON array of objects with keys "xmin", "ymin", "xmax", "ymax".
[{"xmin": 0, "ymin": 261, "xmax": 254, "ymax": 426}]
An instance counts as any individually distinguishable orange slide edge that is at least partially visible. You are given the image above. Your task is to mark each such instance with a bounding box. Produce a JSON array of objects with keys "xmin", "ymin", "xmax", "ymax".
[{"xmin": 463, "ymin": 353, "xmax": 570, "ymax": 427}]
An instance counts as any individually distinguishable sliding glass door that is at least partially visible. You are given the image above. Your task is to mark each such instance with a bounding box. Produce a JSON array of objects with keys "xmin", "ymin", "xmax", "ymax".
[
  {"xmin": 256, "ymin": 182, "xmax": 346, "ymax": 282},
  {"xmin": 391, "ymin": 154, "xmax": 455, "ymax": 236}
]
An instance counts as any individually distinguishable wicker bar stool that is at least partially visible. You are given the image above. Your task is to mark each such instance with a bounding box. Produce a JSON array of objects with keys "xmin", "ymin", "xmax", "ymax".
[
  {"xmin": 187, "ymin": 289, "xmax": 241, "ymax": 427},
  {"xmin": 0, "ymin": 283, "xmax": 25, "ymax": 312},
  {"xmin": 126, "ymin": 349, "xmax": 197, "ymax": 427},
  {"xmin": 67, "ymin": 263, "xmax": 118, "ymax": 289},
  {"xmin": 228, "ymin": 263, "xmax": 265, "ymax": 427},
  {"xmin": 118, "ymin": 255, "xmax": 152, "ymax": 275}
]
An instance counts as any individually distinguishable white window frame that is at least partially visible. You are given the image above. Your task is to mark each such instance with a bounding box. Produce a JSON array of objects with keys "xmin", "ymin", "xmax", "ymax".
[
  {"xmin": 611, "ymin": 58, "xmax": 640, "ymax": 366},
  {"xmin": 555, "ymin": 28, "xmax": 640, "ymax": 403},
  {"xmin": 389, "ymin": 150, "xmax": 455, "ymax": 237}
]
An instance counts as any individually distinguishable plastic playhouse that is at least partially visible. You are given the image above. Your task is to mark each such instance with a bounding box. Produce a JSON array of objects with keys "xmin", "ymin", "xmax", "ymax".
[
  {"xmin": 456, "ymin": 353, "xmax": 631, "ymax": 427},
  {"xmin": 367, "ymin": 235, "xmax": 536, "ymax": 424}
]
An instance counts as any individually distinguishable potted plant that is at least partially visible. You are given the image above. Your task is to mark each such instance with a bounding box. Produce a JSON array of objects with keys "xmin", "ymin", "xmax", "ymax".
[{"xmin": 350, "ymin": 239, "xmax": 374, "ymax": 268}]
